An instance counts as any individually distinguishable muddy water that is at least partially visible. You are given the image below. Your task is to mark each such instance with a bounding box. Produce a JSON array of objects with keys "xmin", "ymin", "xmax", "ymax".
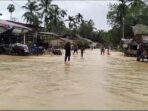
[{"xmin": 0, "ymin": 49, "xmax": 147, "ymax": 110}]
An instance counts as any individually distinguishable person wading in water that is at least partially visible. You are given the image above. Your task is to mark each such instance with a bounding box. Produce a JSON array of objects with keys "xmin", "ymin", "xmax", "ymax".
[
  {"xmin": 80, "ymin": 46, "xmax": 85, "ymax": 58},
  {"xmin": 101, "ymin": 46, "xmax": 105, "ymax": 55},
  {"xmin": 73, "ymin": 45, "xmax": 78, "ymax": 55},
  {"xmin": 64, "ymin": 42, "xmax": 71, "ymax": 62}
]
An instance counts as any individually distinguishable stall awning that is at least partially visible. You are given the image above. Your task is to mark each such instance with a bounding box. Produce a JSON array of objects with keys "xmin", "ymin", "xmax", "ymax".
[{"xmin": 121, "ymin": 38, "xmax": 133, "ymax": 44}]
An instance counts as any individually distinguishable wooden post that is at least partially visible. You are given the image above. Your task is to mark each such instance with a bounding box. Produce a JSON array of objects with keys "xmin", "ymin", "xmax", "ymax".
[{"xmin": 23, "ymin": 33, "xmax": 26, "ymax": 44}]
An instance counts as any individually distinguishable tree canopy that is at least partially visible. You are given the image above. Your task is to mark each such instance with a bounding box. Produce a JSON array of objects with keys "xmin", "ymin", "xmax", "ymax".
[{"xmin": 107, "ymin": 0, "xmax": 148, "ymax": 46}]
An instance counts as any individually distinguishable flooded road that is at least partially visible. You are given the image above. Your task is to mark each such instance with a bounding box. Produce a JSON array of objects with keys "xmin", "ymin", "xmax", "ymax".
[{"xmin": 0, "ymin": 49, "xmax": 147, "ymax": 110}]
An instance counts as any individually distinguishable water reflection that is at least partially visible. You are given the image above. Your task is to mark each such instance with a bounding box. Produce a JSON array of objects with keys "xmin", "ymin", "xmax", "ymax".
[{"xmin": 64, "ymin": 62, "xmax": 71, "ymax": 73}]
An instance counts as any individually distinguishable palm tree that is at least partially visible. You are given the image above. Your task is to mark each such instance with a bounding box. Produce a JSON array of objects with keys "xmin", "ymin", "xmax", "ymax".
[
  {"xmin": 7, "ymin": 4, "xmax": 15, "ymax": 20},
  {"xmin": 76, "ymin": 13, "xmax": 83, "ymax": 23},
  {"xmin": 66, "ymin": 16, "xmax": 76, "ymax": 30},
  {"xmin": 38, "ymin": 0, "xmax": 52, "ymax": 31},
  {"xmin": 22, "ymin": 0, "xmax": 41, "ymax": 26},
  {"xmin": 66, "ymin": 15, "xmax": 80, "ymax": 36},
  {"xmin": 47, "ymin": 5, "xmax": 67, "ymax": 32},
  {"xmin": 66, "ymin": 13, "xmax": 83, "ymax": 34}
]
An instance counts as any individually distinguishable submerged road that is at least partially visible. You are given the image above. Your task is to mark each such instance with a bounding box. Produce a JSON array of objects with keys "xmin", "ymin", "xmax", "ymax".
[{"xmin": 0, "ymin": 49, "xmax": 147, "ymax": 110}]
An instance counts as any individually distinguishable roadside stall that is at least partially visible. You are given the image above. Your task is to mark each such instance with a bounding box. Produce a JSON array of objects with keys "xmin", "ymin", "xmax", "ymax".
[{"xmin": 0, "ymin": 19, "xmax": 32, "ymax": 55}]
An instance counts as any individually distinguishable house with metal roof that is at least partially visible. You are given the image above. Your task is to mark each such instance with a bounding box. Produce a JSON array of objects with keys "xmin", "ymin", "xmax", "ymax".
[{"xmin": 132, "ymin": 24, "xmax": 148, "ymax": 44}]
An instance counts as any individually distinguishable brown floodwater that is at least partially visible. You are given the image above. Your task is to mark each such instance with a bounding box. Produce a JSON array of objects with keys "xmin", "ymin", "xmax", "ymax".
[{"xmin": 0, "ymin": 49, "xmax": 147, "ymax": 110}]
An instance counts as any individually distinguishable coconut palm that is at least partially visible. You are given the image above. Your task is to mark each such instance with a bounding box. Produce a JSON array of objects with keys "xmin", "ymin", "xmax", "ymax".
[
  {"xmin": 66, "ymin": 16, "xmax": 76, "ymax": 30},
  {"xmin": 47, "ymin": 5, "xmax": 67, "ymax": 32},
  {"xmin": 22, "ymin": 0, "xmax": 41, "ymax": 26},
  {"xmin": 65, "ymin": 15, "xmax": 79, "ymax": 36},
  {"xmin": 38, "ymin": 0, "xmax": 52, "ymax": 31},
  {"xmin": 76, "ymin": 13, "xmax": 83, "ymax": 23},
  {"xmin": 7, "ymin": 4, "xmax": 15, "ymax": 20},
  {"xmin": 66, "ymin": 13, "xmax": 83, "ymax": 32}
]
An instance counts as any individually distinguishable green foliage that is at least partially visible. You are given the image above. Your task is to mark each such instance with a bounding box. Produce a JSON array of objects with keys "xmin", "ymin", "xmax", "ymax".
[
  {"xmin": 22, "ymin": 0, "xmax": 67, "ymax": 32},
  {"xmin": 107, "ymin": 0, "xmax": 148, "ymax": 46},
  {"xmin": 77, "ymin": 20, "xmax": 94, "ymax": 39},
  {"xmin": 22, "ymin": 0, "xmax": 41, "ymax": 28},
  {"xmin": 22, "ymin": 0, "xmax": 145, "ymax": 48},
  {"xmin": 46, "ymin": 5, "xmax": 67, "ymax": 33},
  {"xmin": 66, "ymin": 13, "xmax": 83, "ymax": 34},
  {"xmin": 38, "ymin": 0, "xmax": 52, "ymax": 31},
  {"xmin": 77, "ymin": 20, "xmax": 109, "ymax": 44}
]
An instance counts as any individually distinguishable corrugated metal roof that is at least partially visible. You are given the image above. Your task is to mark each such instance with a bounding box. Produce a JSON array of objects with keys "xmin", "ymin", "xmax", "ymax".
[
  {"xmin": 39, "ymin": 32, "xmax": 63, "ymax": 37},
  {"xmin": 60, "ymin": 37, "xmax": 74, "ymax": 43},
  {"xmin": 0, "ymin": 19, "xmax": 32, "ymax": 31},
  {"xmin": 132, "ymin": 24, "xmax": 148, "ymax": 35}
]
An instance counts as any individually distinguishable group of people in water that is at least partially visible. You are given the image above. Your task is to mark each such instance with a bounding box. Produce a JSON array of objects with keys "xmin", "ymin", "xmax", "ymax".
[
  {"xmin": 64, "ymin": 42, "xmax": 110, "ymax": 62},
  {"xmin": 100, "ymin": 46, "xmax": 110, "ymax": 55},
  {"xmin": 64, "ymin": 42, "xmax": 85, "ymax": 62},
  {"xmin": 137, "ymin": 43, "xmax": 148, "ymax": 62}
]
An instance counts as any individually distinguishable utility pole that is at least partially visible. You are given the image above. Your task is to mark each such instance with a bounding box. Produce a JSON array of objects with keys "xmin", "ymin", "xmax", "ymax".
[{"xmin": 120, "ymin": 0, "xmax": 125, "ymax": 39}]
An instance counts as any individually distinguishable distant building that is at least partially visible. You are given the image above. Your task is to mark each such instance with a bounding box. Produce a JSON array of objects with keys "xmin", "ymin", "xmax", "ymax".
[
  {"xmin": 122, "ymin": 24, "xmax": 148, "ymax": 56},
  {"xmin": 0, "ymin": 19, "xmax": 32, "ymax": 44},
  {"xmin": 75, "ymin": 34, "xmax": 97, "ymax": 48},
  {"xmin": 38, "ymin": 32, "xmax": 74, "ymax": 48},
  {"xmin": 49, "ymin": 37, "xmax": 74, "ymax": 48}
]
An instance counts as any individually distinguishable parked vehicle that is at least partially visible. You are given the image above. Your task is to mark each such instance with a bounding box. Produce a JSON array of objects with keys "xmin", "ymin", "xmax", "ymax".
[
  {"xmin": 52, "ymin": 49, "xmax": 62, "ymax": 55},
  {"xmin": 29, "ymin": 45, "xmax": 45, "ymax": 55},
  {"xmin": 11, "ymin": 43, "xmax": 30, "ymax": 55}
]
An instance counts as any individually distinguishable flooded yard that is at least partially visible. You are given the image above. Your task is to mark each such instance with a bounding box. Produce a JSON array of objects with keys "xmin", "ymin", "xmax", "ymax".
[{"xmin": 0, "ymin": 49, "xmax": 147, "ymax": 110}]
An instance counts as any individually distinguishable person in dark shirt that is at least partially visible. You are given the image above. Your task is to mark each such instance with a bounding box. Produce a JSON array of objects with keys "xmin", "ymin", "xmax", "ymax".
[
  {"xmin": 101, "ymin": 46, "xmax": 105, "ymax": 55},
  {"xmin": 80, "ymin": 46, "xmax": 85, "ymax": 58},
  {"xmin": 64, "ymin": 42, "xmax": 71, "ymax": 62},
  {"xmin": 73, "ymin": 45, "xmax": 78, "ymax": 55}
]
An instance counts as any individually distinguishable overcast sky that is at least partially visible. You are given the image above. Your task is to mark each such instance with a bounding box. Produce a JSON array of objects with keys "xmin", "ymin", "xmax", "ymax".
[{"xmin": 0, "ymin": 0, "xmax": 118, "ymax": 31}]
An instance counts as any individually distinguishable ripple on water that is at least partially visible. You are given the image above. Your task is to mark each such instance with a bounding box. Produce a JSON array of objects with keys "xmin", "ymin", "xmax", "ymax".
[{"xmin": 0, "ymin": 50, "xmax": 147, "ymax": 110}]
